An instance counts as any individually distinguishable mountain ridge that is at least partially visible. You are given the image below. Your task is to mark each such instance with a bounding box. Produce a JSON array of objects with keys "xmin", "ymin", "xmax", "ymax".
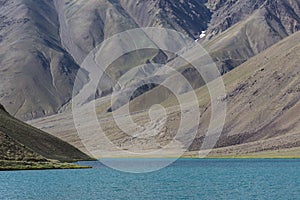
[
  {"xmin": 203, "ymin": 0, "xmax": 300, "ymax": 73},
  {"xmin": 0, "ymin": 0, "xmax": 87, "ymax": 120},
  {"xmin": 0, "ymin": 0, "xmax": 300, "ymax": 122}
]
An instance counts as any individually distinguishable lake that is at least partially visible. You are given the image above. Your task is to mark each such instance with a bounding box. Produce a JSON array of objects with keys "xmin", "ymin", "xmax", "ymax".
[{"xmin": 0, "ymin": 159, "xmax": 299, "ymax": 199}]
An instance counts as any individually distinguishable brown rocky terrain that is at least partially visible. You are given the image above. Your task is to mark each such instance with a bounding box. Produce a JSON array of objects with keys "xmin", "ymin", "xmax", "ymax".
[
  {"xmin": 0, "ymin": 0, "xmax": 88, "ymax": 120},
  {"xmin": 2, "ymin": 0, "xmax": 300, "ymax": 120},
  {"xmin": 203, "ymin": 0, "xmax": 300, "ymax": 73},
  {"xmin": 29, "ymin": 31, "xmax": 300, "ymax": 157},
  {"xmin": 1, "ymin": 0, "xmax": 300, "ymax": 158}
]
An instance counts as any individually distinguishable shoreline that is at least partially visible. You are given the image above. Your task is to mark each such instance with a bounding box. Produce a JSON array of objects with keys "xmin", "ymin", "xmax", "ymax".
[
  {"xmin": 82, "ymin": 155, "xmax": 300, "ymax": 159},
  {"xmin": 184, "ymin": 156, "xmax": 300, "ymax": 159},
  {"xmin": 2, "ymin": 156, "xmax": 300, "ymax": 171},
  {"xmin": 0, "ymin": 160, "xmax": 92, "ymax": 171}
]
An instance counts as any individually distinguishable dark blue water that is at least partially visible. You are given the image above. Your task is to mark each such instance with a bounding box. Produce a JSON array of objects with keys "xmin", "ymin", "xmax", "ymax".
[{"xmin": 0, "ymin": 159, "xmax": 299, "ymax": 200}]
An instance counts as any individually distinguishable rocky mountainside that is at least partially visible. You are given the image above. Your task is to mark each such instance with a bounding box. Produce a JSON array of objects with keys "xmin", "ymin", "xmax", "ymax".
[
  {"xmin": 0, "ymin": 104, "xmax": 92, "ymax": 167},
  {"xmin": 54, "ymin": 0, "xmax": 211, "ymax": 61},
  {"xmin": 29, "ymin": 31, "xmax": 300, "ymax": 158},
  {"xmin": 0, "ymin": 0, "xmax": 87, "ymax": 120},
  {"xmin": 1, "ymin": 0, "xmax": 300, "ymax": 120},
  {"xmin": 207, "ymin": 0, "xmax": 300, "ymax": 36},
  {"xmin": 0, "ymin": 0, "xmax": 211, "ymax": 120},
  {"xmin": 203, "ymin": 0, "xmax": 300, "ymax": 73},
  {"xmin": 190, "ymin": 30, "xmax": 300, "ymax": 156}
]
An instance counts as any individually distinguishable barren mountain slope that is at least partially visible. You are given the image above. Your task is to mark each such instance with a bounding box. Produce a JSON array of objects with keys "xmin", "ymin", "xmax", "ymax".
[
  {"xmin": 37, "ymin": 0, "xmax": 300, "ymax": 115},
  {"xmin": 55, "ymin": 0, "xmax": 211, "ymax": 61},
  {"xmin": 29, "ymin": 31, "xmax": 300, "ymax": 157},
  {"xmin": 1, "ymin": 0, "xmax": 300, "ymax": 121},
  {"xmin": 0, "ymin": 0, "xmax": 87, "ymax": 120},
  {"xmin": 191, "ymin": 30, "xmax": 300, "ymax": 156},
  {"xmin": 0, "ymin": 0, "xmax": 212, "ymax": 119},
  {"xmin": 202, "ymin": 0, "xmax": 300, "ymax": 73}
]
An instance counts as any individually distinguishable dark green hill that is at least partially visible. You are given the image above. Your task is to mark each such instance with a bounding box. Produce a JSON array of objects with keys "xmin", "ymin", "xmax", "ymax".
[{"xmin": 0, "ymin": 104, "xmax": 92, "ymax": 170}]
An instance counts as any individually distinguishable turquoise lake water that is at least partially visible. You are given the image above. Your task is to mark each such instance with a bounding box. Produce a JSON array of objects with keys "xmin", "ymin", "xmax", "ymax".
[{"xmin": 0, "ymin": 159, "xmax": 299, "ymax": 200}]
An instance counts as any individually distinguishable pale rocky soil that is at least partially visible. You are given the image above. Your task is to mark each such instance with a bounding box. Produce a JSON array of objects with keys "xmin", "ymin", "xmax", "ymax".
[{"xmin": 28, "ymin": 31, "xmax": 300, "ymax": 158}]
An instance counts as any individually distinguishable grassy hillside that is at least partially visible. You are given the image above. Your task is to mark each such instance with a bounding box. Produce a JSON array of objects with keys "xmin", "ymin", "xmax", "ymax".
[{"xmin": 0, "ymin": 104, "xmax": 92, "ymax": 167}]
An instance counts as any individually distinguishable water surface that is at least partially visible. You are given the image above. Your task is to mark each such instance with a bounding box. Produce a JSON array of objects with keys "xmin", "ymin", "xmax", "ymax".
[{"xmin": 0, "ymin": 159, "xmax": 299, "ymax": 199}]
